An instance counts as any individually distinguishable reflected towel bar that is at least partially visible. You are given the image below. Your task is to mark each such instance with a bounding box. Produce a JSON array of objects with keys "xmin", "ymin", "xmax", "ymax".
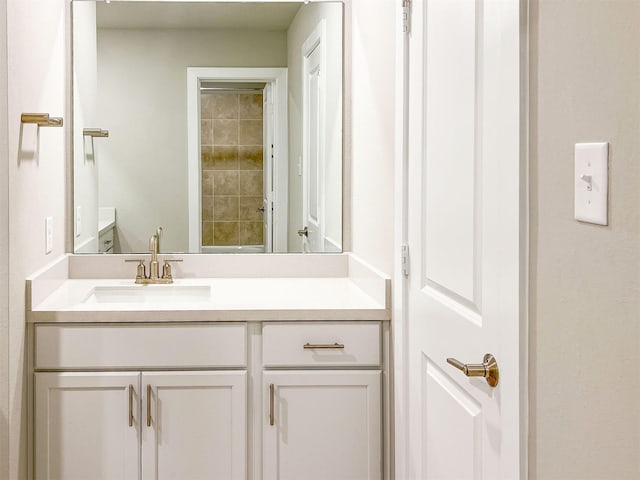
[
  {"xmin": 21, "ymin": 113, "xmax": 63, "ymax": 127},
  {"xmin": 83, "ymin": 128, "xmax": 109, "ymax": 138}
]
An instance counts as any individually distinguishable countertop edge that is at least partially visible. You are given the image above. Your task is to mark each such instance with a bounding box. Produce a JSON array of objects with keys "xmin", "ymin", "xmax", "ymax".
[{"xmin": 27, "ymin": 308, "xmax": 391, "ymax": 323}]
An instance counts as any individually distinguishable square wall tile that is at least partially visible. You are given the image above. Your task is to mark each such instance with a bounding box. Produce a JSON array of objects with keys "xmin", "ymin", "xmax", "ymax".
[
  {"xmin": 238, "ymin": 146, "xmax": 263, "ymax": 170},
  {"xmin": 213, "ymin": 93, "xmax": 239, "ymax": 119},
  {"xmin": 239, "ymin": 196, "xmax": 263, "ymax": 221},
  {"xmin": 212, "ymin": 146, "xmax": 238, "ymax": 170},
  {"xmin": 214, "ymin": 222, "xmax": 239, "ymax": 246},
  {"xmin": 239, "ymin": 171, "xmax": 263, "ymax": 195},
  {"xmin": 239, "ymin": 120, "xmax": 262, "ymax": 145},
  {"xmin": 239, "ymin": 94, "xmax": 263, "ymax": 119},
  {"xmin": 239, "ymin": 222, "xmax": 263, "ymax": 246},
  {"xmin": 213, "ymin": 171, "xmax": 239, "ymax": 195},
  {"xmin": 201, "ymin": 146, "xmax": 215, "ymax": 170},
  {"xmin": 213, "ymin": 119, "xmax": 239, "ymax": 145},
  {"xmin": 214, "ymin": 196, "xmax": 239, "ymax": 221}
]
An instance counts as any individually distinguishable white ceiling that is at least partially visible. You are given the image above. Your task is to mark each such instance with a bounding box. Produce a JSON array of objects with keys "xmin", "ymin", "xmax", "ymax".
[{"xmin": 96, "ymin": 2, "xmax": 303, "ymax": 30}]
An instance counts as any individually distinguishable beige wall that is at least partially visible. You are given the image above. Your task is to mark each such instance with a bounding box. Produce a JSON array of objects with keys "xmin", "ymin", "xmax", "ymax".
[
  {"xmin": 97, "ymin": 28, "xmax": 286, "ymax": 253},
  {"xmin": 0, "ymin": 0, "xmax": 9, "ymax": 476},
  {"xmin": 529, "ymin": 1, "xmax": 640, "ymax": 478},
  {"xmin": 5, "ymin": 0, "xmax": 68, "ymax": 478},
  {"xmin": 349, "ymin": 0, "xmax": 395, "ymax": 276},
  {"xmin": 72, "ymin": 2, "xmax": 99, "ymax": 253}
]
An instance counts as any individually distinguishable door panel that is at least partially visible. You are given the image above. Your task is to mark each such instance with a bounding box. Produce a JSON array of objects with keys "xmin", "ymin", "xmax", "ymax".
[
  {"xmin": 302, "ymin": 39, "xmax": 325, "ymax": 253},
  {"xmin": 141, "ymin": 371, "xmax": 246, "ymax": 480},
  {"xmin": 424, "ymin": 0, "xmax": 479, "ymax": 303},
  {"xmin": 35, "ymin": 372, "xmax": 140, "ymax": 480},
  {"xmin": 406, "ymin": 0, "xmax": 523, "ymax": 478},
  {"xmin": 424, "ymin": 358, "xmax": 482, "ymax": 479}
]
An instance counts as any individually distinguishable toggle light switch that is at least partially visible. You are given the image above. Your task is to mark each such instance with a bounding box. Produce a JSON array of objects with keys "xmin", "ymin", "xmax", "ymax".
[{"xmin": 574, "ymin": 142, "xmax": 608, "ymax": 225}]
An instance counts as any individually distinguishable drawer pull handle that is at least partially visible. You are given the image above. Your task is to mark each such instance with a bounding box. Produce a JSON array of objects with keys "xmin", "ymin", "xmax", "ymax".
[
  {"xmin": 303, "ymin": 342, "xmax": 345, "ymax": 349},
  {"xmin": 146, "ymin": 384, "xmax": 152, "ymax": 427},
  {"xmin": 269, "ymin": 383, "xmax": 275, "ymax": 426},
  {"xmin": 128, "ymin": 384, "xmax": 134, "ymax": 427}
]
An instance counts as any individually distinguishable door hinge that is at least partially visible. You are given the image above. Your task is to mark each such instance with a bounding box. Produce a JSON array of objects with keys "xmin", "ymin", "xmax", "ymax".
[
  {"xmin": 402, "ymin": 0, "xmax": 412, "ymax": 34},
  {"xmin": 401, "ymin": 245, "xmax": 410, "ymax": 277}
]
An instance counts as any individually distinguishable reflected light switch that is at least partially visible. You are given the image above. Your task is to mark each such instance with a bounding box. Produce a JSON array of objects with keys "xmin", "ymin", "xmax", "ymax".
[{"xmin": 574, "ymin": 142, "xmax": 608, "ymax": 225}]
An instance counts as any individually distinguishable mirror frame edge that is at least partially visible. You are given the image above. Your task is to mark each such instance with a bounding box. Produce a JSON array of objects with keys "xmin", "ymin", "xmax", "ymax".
[{"xmin": 64, "ymin": 0, "xmax": 352, "ymax": 255}]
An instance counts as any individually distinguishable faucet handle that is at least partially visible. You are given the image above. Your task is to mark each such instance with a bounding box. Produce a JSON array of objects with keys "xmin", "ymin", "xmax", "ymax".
[
  {"xmin": 161, "ymin": 258, "xmax": 183, "ymax": 281},
  {"xmin": 124, "ymin": 259, "xmax": 147, "ymax": 280}
]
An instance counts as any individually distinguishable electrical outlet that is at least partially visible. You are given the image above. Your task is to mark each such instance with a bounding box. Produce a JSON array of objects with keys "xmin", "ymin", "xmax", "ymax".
[
  {"xmin": 45, "ymin": 216, "xmax": 53, "ymax": 254},
  {"xmin": 75, "ymin": 206, "xmax": 82, "ymax": 237}
]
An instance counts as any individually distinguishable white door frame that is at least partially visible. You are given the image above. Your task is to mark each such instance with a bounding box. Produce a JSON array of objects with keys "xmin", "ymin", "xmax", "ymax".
[
  {"xmin": 187, "ymin": 67, "xmax": 288, "ymax": 253},
  {"xmin": 393, "ymin": 1, "xmax": 529, "ymax": 479}
]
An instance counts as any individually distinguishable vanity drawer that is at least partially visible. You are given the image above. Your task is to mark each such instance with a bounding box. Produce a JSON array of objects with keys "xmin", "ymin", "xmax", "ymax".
[
  {"xmin": 35, "ymin": 323, "xmax": 246, "ymax": 369},
  {"xmin": 262, "ymin": 322, "xmax": 380, "ymax": 367}
]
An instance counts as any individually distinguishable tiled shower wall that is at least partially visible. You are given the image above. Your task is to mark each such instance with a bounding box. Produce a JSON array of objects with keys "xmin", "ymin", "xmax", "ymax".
[{"xmin": 200, "ymin": 92, "xmax": 264, "ymax": 247}]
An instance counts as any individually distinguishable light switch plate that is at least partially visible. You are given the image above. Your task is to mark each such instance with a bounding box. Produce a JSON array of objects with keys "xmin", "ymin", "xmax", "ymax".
[
  {"xmin": 574, "ymin": 142, "xmax": 608, "ymax": 225},
  {"xmin": 45, "ymin": 216, "xmax": 53, "ymax": 254}
]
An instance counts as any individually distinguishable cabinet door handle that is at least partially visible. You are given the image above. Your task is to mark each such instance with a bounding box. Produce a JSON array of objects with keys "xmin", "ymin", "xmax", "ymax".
[
  {"xmin": 146, "ymin": 384, "xmax": 152, "ymax": 427},
  {"xmin": 128, "ymin": 384, "xmax": 135, "ymax": 427},
  {"xmin": 303, "ymin": 342, "xmax": 345, "ymax": 349},
  {"xmin": 269, "ymin": 383, "xmax": 275, "ymax": 426}
]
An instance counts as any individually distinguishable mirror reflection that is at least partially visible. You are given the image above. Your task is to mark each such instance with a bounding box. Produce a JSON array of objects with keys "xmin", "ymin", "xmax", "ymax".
[{"xmin": 73, "ymin": 1, "xmax": 343, "ymax": 254}]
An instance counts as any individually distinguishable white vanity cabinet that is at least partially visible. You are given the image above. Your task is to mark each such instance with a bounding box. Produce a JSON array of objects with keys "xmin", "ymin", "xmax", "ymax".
[
  {"xmin": 31, "ymin": 320, "xmax": 389, "ymax": 480},
  {"xmin": 35, "ymin": 372, "xmax": 141, "ymax": 480},
  {"xmin": 142, "ymin": 371, "xmax": 246, "ymax": 480},
  {"xmin": 35, "ymin": 371, "xmax": 246, "ymax": 480},
  {"xmin": 32, "ymin": 324, "xmax": 248, "ymax": 480},
  {"xmin": 262, "ymin": 322, "xmax": 383, "ymax": 480}
]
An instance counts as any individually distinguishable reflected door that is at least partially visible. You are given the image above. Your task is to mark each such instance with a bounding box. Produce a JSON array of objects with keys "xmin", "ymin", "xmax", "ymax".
[
  {"xmin": 405, "ymin": 0, "xmax": 524, "ymax": 478},
  {"xmin": 302, "ymin": 30, "xmax": 325, "ymax": 253}
]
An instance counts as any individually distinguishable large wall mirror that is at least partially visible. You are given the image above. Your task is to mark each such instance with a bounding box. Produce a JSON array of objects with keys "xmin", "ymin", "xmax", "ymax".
[{"xmin": 72, "ymin": 1, "xmax": 343, "ymax": 254}]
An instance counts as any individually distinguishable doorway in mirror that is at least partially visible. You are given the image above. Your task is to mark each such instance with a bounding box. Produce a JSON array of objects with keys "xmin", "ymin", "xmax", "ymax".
[
  {"xmin": 199, "ymin": 83, "xmax": 271, "ymax": 253},
  {"xmin": 187, "ymin": 67, "xmax": 288, "ymax": 254}
]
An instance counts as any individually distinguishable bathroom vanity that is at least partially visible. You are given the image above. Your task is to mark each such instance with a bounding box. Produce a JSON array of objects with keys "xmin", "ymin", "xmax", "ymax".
[{"xmin": 26, "ymin": 253, "xmax": 391, "ymax": 480}]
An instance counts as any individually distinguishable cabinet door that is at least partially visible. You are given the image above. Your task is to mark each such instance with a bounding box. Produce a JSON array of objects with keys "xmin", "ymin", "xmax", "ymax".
[
  {"xmin": 263, "ymin": 370, "xmax": 382, "ymax": 480},
  {"xmin": 35, "ymin": 372, "xmax": 141, "ymax": 480},
  {"xmin": 141, "ymin": 371, "xmax": 246, "ymax": 480}
]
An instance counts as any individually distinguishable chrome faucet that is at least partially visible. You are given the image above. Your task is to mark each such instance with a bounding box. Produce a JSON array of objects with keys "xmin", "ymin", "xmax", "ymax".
[{"xmin": 126, "ymin": 227, "xmax": 182, "ymax": 284}]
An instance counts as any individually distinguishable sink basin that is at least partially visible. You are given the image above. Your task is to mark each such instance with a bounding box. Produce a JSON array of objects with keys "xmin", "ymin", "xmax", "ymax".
[{"xmin": 83, "ymin": 285, "xmax": 212, "ymax": 304}]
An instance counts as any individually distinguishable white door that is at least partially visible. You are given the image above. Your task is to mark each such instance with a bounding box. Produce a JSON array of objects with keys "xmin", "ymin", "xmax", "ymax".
[
  {"xmin": 404, "ymin": 0, "xmax": 524, "ymax": 479},
  {"xmin": 141, "ymin": 371, "xmax": 246, "ymax": 480},
  {"xmin": 35, "ymin": 372, "xmax": 140, "ymax": 480},
  {"xmin": 263, "ymin": 370, "xmax": 381, "ymax": 480},
  {"xmin": 301, "ymin": 35, "xmax": 325, "ymax": 253}
]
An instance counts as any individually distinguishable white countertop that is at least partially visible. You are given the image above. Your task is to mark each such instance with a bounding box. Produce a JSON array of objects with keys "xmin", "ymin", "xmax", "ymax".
[
  {"xmin": 98, "ymin": 207, "xmax": 116, "ymax": 234},
  {"xmin": 27, "ymin": 254, "xmax": 391, "ymax": 323}
]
